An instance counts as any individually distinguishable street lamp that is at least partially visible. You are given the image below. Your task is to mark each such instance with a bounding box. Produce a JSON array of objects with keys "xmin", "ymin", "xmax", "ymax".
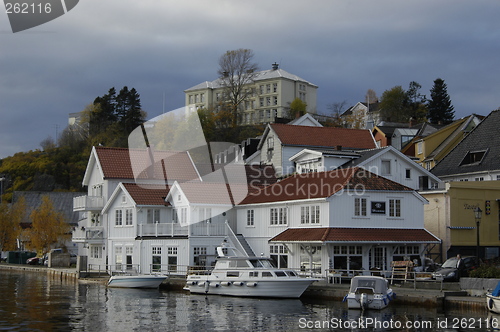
[{"xmin": 474, "ymin": 207, "xmax": 482, "ymax": 265}]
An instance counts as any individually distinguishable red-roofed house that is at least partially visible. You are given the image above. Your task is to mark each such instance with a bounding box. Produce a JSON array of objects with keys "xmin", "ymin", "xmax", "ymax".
[
  {"xmin": 258, "ymin": 123, "xmax": 376, "ymax": 176},
  {"xmin": 236, "ymin": 167, "xmax": 439, "ymax": 276},
  {"xmin": 72, "ymin": 146, "xmax": 200, "ymax": 269}
]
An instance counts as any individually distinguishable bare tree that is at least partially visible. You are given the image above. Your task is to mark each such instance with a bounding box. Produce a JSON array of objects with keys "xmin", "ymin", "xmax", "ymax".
[
  {"xmin": 217, "ymin": 49, "xmax": 259, "ymax": 126},
  {"xmin": 365, "ymin": 89, "xmax": 378, "ymax": 104}
]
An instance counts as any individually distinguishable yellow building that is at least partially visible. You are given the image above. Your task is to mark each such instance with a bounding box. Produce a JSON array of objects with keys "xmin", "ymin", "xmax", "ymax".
[
  {"xmin": 422, "ymin": 181, "xmax": 500, "ymax": 262},
  {"xmin": 404, "ymin": 115, "xmax": 481, "ymax": 170}
]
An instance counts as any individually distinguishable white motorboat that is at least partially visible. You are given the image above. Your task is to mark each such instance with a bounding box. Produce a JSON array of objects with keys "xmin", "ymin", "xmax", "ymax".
[
  {"xmin": 486, "ymin": 281, "xmax": 500, "ymax": 313},
  {"xmin": 344, "ymin": 276, "xmax": 395, "ymax": 310},
  {"xmin": 184, "ymin": 244, "xmax": 318, "ymax": 298},
  {"xmin": 107, "ymin": 274, "xmax": 168, "ymax": 289}
]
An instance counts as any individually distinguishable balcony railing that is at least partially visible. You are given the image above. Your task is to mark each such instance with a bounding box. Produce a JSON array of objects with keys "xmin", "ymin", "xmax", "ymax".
[
  {"xmin": 73, "ymin": 195, "xmax": 104, "ymax": 212},
  {"xmin": 137, "ymin": 222, "xmax": 226, "ymax": 237},
  {"xmin": 72, "ymin": 227, "xmax": 104, "ymax": 243}
]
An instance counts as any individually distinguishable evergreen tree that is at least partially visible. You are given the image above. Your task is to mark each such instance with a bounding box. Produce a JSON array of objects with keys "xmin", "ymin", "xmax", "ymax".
[{"xmin": 427, "ymin": 78, "xmax": 455, "ymax": 125}]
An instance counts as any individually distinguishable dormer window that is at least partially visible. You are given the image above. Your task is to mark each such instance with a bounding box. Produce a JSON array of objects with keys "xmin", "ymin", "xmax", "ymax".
[{"xmin": 460, "ymin": 149, "xmax": 488, "ymax": 166}]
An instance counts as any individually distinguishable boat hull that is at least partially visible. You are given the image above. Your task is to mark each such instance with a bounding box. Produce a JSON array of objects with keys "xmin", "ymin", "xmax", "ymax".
[
  {"xmin": 184, "ymin": 277, "xmax": 315, "ymax": 298},
  {"xmin": 487, "ymin": 294, "xmax": 500, "ymax": 314},
  {"xmin": 345, "ymin": 290, "xmax": 394, "ymax": 310},
  {"xmin": 107, "ymin": 275, "xmax": 167, "ymax": 289}
]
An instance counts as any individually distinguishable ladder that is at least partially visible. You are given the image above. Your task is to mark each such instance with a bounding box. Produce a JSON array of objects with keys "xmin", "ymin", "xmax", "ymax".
[{"xmin": 390, "ymin": 260, "xmax": 413, "ymax": 284}]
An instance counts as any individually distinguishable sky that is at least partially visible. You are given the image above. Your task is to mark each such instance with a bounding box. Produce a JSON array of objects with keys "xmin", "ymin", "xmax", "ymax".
[{"xmin": 1, "ymin": 0, "xmax": 499, "ymax": 159}]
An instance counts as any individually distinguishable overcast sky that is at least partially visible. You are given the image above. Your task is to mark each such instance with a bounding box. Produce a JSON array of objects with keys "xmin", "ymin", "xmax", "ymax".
[{"xmin": 1, "ymin": 0, "xmax": 499, "ymax": 159}]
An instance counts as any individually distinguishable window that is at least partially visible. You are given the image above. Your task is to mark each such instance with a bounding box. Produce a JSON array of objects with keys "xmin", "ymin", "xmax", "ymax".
[
  {"xmin": 460, "ymin": 149, "xmax": 488, "ymax": 166},
  {"xmin": 417, "ymin": 141, "xmax": 423, "ymax": 155},
  {"xmin": 115, "ymin": 210, "xmax": 122, "ymax": 226},
  {"xmin": 301, "ymin": 206, "xmax": 310, "ymax": 224},
  {"xmin": 270, "ymin": 207, "xmax": 288, "ymax": 225},
  {"xmin": 354, "ymin": 198, "xmax": 367, "ymax": 216},
  {"xmin": 115, "ymin": 246, "xmax": 122, "ymax": 270},
  {"xmin": 125, "ymin": 209, "xmax": 133, "ymax": 226},
  {"xmin": 147, "ymin": 209, "xmax": 160, "ymax": 224},
  {"xmin": 381, "ymin": 160, "xmax": 391, "ymax": 175},
  {"xmin": 270, "ymin": 245, "xmax": 288, "ymax": 268},
  {"xmin": 267, "ymin": 136, "xmax": 274, "ymax": 149},
  {"xmin": 193, "ymin": 247, "xmax": 207, "ymax": 266},
  {"xmin": 301, "ymin": 206, "xmax": 319, "ymax": 224},
  {"xmin": 91, "ymin": 246, "xmax": 101, "ymax": 259},
  {"xmin": 167, "ymin": 247, "xmax": 177, "ymax": 272},
  {"xmin": 311, "ymin": 206, "xmax": 320, "ymax": 224},
  {"xmin": 273, "ymin": 83, "xmax": 278, "ymax": 93},
  {"xmin": 389, "ymin": 199, "xmax": 401, "ymax": 217},
  {"xmin": 247, "ymin": 210, "xmax": 254, "ymax": 226},
  {"xmin": 266, "ymin": 84, "xmax": 271, "ymax": 93},
  {"xmin": 152, "ymin": 246, "xmax": 161, "ymax": 272},
  {"xmin": 199, "ymin": 208, "xmax": 212, "ymax": 223},
  {"xmin": 405, "ymin": 169, "xmax": 411, "ymax": 179}
]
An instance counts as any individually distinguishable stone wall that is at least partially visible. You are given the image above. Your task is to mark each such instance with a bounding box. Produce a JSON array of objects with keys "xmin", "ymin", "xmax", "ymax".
[{"xmin": 460, "ymin": 277, "xmax": 500, "ymax": 296}]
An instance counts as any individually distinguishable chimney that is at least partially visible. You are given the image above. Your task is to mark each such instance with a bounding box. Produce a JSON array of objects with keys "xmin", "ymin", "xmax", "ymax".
[{"xmin": 272, "ymin": 62, "xmax": 279, "ymax": 70}]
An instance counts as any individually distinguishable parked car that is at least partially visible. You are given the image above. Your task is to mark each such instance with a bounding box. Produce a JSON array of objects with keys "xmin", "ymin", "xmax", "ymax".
[
  {"xmin": 26, "ymin": 257, "xmax": 42, "ymax": 265},
  {"xmin": 432, "ymin": 256, "xmax": 479, "ymax": 281}
]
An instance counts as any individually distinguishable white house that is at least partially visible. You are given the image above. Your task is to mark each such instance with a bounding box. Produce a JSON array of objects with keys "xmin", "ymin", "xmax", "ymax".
[
  {"xmin": 236, "ymin": 167, "xmax": 440, "ymax": 275},
  {"xmin": 258, "ymin": 123, "xmax": 376, "ymax": 177}
]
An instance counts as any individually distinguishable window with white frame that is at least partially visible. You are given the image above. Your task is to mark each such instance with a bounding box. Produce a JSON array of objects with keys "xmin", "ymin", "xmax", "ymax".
[
  {"xmin": 270, "ymin": 207, "xmax": 288, "ymax": 225},
  {"xmin": 381, "ymin": 160, "xmax": 391, "ymax": 175},
  {"xmin": 389, "ymin": 199, "xmax": 401, "ymax": 217},
  {"xmin": 247, "ymin": 209, "xmax": 254, "ymax": 226},
  {"xmin": 125, "ymin": 209, "xmax": 133, "ymax": 226},
  {"xmin": 417, "ymin": 141, "xmax": 423, "ymax": 155},
  {"xmin": 273, "ymin": 83, "xmax": 278, "ymax": 92},
  {"xmin": 199, "ymin": 208, "xmax": 212, "ymax": 223},
  {"xmin": 167, "ymin": 247, "xmax": 178, "ymax": 272},
  {"xmin": 115, "ymin": 210, "xmax": 122, "ymax": 226},
  {"xmin": 301, "ymin": 205, "xmax": 320, "ymax": 224},
  {"xmin": 311, "ymin": 206, "xmax": 320, "ymax": 224},
  {"xmin": 115, "ymin": 246, "xmax": 122, "ymax": 270},
  {"xmin": 301, "ymin": 206, "xmax": 310, "ymax": 224},
  {"xmin": 354, "ymin": 198, "xmax": 367, "ymax": 216},
  {"xmin": 193, "ymin": 247, "xmax": 207, "ymax": 266},
  {"xmin": 147, "ymin": 209, "xmax": 160, "ymax": 224},
  {"xmin": 91, "ymin": 245, "xmax": 101, "ymax": 259},
  {"xmin": 270, "ymin": 245, "xmax": 288, "ymax": 268},
  {"xmin": 152, "ymin": 246, "xmax": 161, "ymax": 272}
]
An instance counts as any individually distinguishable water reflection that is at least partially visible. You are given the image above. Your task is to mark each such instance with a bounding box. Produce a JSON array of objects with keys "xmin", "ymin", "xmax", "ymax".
[{"xmin": 0, "ymin": 269, "xmax": 493, "ymax": 331}]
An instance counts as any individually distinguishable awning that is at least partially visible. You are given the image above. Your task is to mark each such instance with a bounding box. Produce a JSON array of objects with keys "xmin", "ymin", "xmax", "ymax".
[{"xmin": 269, "ymin": 227, "xmax": 440, "ymax": 244}]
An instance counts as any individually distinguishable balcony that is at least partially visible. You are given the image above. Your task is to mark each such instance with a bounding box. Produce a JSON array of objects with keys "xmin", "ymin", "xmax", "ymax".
[
  {"xmin": 138, "ymin": 223, "xmax": 188, "ymax": 237},
  {"xmin": 137, "ymin": 222, "xmax": 226, "ymax": 237},
  {"xmin": 72, "ymin": 227, "xmax": 104, "ymax": 244},
  {"xmin": 73, "ymin": 195, "xmax": 104, "ymax": 212}
]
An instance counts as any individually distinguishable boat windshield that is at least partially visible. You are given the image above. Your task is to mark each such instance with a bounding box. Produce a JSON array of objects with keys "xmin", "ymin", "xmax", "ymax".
[{"xmin": 249, "ymin": 259, "xmax": 275, "ymax": 268}]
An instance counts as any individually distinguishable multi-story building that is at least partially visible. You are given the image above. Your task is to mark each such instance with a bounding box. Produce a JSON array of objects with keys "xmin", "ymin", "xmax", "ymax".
[{"xmin": 184, "ymin": 63, "xmax": 318, "ymax": 125}]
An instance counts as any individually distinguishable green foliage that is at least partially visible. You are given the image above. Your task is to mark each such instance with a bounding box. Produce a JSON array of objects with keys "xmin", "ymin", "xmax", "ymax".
[
  {"xmin": 469, "ymin": 264, "xmax": 500, "ymax": 278},
  {"xmin": 427, "ymin": 78, "xmax": 455, "ymax": 125},
  {"xmin": 379, "ymin": 82, "xmax": 427, "ymax": 123},
  {"xmin": 288, "ymin": 98, "xmax": 307, "ymax": 118}
]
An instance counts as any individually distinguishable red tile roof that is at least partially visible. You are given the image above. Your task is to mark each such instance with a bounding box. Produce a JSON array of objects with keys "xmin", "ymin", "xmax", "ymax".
[
  {"xmin": 269, "ymin": 227, "xmax": 440, "ymax": 243},
  {"xmin": 240, "ymin": 167, "xmax": 412, "ymax": 205},
  {"xmin": 122, "ymin": 183, "xmax": 170, "ymax": 206},
  {"xmin": 95, "ymin": 146, "xmax": 199, "ymax": 182},
  {"xmin": 270, "ymin": 123, "xmax": 376, "ymax": 149}
]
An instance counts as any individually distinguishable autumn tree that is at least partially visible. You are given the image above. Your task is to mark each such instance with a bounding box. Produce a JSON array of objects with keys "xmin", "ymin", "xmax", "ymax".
[
  {"xmin": 217, "ymin": 49, "xmax": 259, "ymax": 127},
  {"xmin": 0, "ymin": 197, "xmax": 26, "ymax": 251},
  {"xmin": 427, "ymin": 78, "xmax": 455, "ymax": 125},
  {"xmin": 286, "ymin": 98, "xmax": 307, "ymax": 119},
  {"xmin": 27, "ymin": 195, "xmax": 70, "ymax": 254},
  {"xmin": 365, "ymin": 89, "xmax": 378, "ymax": 104}
]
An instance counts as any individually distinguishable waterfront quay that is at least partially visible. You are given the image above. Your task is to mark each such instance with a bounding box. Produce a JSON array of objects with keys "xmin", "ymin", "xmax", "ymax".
[{"xmin": 0, "ymin": 263, "xmax": 488, "ymax": 312}]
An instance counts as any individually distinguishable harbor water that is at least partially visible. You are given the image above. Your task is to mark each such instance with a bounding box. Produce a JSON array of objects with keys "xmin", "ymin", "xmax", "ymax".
[{"xmin": 0, "ymin": 269, "xmax": 496, "ymax": 331}]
